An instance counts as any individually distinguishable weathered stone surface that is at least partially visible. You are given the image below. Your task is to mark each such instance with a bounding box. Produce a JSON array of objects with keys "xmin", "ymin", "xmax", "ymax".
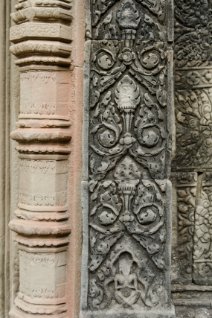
[
  {"xmin": 0, "ymin": 0, "xmax": 11, "ymax": 316},
  {"xmin": 81, "ymin": 0, "xmax": 175, "ymax": 317},
  {"xmin": 172, "ymin": 172, "xmax": 197, "ymax": 284},
  {"xmin": 89, "ymin": 0, "xmax": 169, "ymax": 41},
  {"xmin": 89, "ymin": 41, "xmax": 172, "ymax": 180},
  {"xmin": 9, "ymin": 1, "xmax": 73, "ymax": 317},
  {"xmin": 193, "ymin": 173, "xmax": 212, "ymax": 285},
  {"xmin": 88, "ymin": 176, "xmax": 172, "ymax": 309},
  {"xmin": 172, "ymin": 0, "xmax": 212, "ymax": 315},
  {"xmin": 174, "ymin": 88, "xmax": 212, "ymax": 169},
  {"xmin": 19, "ymin": 71, "xmax": 72, "ymax": 121},
  {"xmin": 5, "ymin": 0, "xmax": 212, "ymax": 317},
  {"xmin": 10, "ymin": 0, "xmax": 72, "ymax": 68},
  {"xmin": 173, "ymin": 1, "xmax": 212, "ymax": 171}
]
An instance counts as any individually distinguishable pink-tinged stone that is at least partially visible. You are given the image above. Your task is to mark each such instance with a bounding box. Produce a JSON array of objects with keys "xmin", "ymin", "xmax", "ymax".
[{"xmin": 20, "ymin": 71, "xmax": 72, "ymax": 120}]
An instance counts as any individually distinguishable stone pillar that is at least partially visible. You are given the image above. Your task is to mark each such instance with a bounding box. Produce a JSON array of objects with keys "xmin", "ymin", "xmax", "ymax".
[
  {"xmin": 9, "ymin": 1, "xmax": 72, "ymax": 317},
  {"xmin": 172, "ymin": 0, "xmax": 212, "ymax": 316},
  {"xmin": 81, "ymin": 1, "xmax": 175, "ymax": 317}
]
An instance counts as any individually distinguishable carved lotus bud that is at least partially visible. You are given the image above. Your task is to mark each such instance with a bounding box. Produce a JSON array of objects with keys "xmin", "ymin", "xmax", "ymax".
[
  {"xmin": 115, "ymin": 75, "xmax": 140, "ymax": 113},
  {"xmin": 116, "ymin": 0, "xmax": 140, "ymax": 39},
  {"xmin": 114, "ymin": 156, "xmax": 141, "ymax": 192},
  {"xmin": 117, "ymin": 0, "xmax": 140, "ymax": 30}
]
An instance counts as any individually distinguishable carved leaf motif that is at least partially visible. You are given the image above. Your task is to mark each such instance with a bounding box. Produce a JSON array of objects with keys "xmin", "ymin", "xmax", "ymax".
[
  {"xmin": 175, "ymin": 88, "xmax": 212, "ymax": 169},
  {"xmin": 175, "ymin": 0, "xmax": 209, "ymax": 28},
  {"xmin": 88, "ymin": 13, "xmax": 171, "ymax": 308}
]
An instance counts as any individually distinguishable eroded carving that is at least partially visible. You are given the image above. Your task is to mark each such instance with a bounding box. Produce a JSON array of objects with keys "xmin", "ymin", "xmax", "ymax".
[
  {"xmin": 174, "ymin": 88, "xmax": 212, "ymax": 169},
  {"xmin": 86, "ymin": 0, "xmax": 174, "ymax": 316},
  {"xmin": 89, "ymin": 158, "xmax": 170, "ymax": 309},
  {"xmin": 173, "ymin": 0, "xmax": 212, "ymax": 304},
  {"xmin": 90, "ymin": 0, "xmax": 167, "ymax": 40},
  {"xmin": 173, "ymin": 172, "xmax": 197, "ymax": 283},
  {"xmin": 89, "ymin": 41, "xmax": 170, "ymax": 181},
  {"xmin": 193, "ymin": 173, "xmax": 212, "ymax": 285}
]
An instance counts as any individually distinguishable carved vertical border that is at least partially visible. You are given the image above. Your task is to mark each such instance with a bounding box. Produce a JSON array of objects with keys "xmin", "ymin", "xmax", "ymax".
[
  {"xmin": 9, "ymin": 1, "xmax": 74, "ymax": 317},
  {"xmin": 0, "ymin": 0, "xmax": 12, "ymax": 316},
  {"xmin": 173, "ymin": 0, "xmax": 212, "ymax": 285},
  {"xmin": 66, "ymin": 0, "xmax": 85, "ymax": 317},
  {"xmin": 172, "ymin": 1, "xmax": 212, "ymax": 315},
  {"xmin": 0, "ymin": 1, "xmax": 6, "ymax": 314},
  {"xmin": 81, "ymin": 1, "xmax": 175, "ymax": 317}
]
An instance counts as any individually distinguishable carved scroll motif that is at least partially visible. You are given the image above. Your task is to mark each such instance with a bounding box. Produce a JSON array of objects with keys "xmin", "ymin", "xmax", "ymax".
[
  {"xmin": 89, "ymin": 41, "xmax": 170, "ymax": 181},
  {"xmin": 193, "ymin": 173, "xmax": 212, "ymax": 285},
  {"xmin": 172, "ymin": 172, "xmax": 197, "ymax": 284},
  {"xmin": 83, "ymin": 0, "xmax": 175, "ymax": 317}
]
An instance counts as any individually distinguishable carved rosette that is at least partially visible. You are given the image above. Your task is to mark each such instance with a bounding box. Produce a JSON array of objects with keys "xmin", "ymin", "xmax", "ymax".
[
  {"xmin": 81, "ymin": 0, "xmax": 175, "ymax": 317},
  {"xmin": 10, "ymin": 1, "xmax": 72, "ymax": 317}
]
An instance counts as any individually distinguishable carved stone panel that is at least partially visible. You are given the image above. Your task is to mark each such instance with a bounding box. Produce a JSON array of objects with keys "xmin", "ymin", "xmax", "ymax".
[
  {"xmin": 89, "ymin": 172, "xmax": 172, "ymax": 311},
  {"xmin": 173, "ymin": 1, "xmax": 212, "ymax": 303},
  {"xmin": 89, "ymin": 41, "xmax": 172, "ymax": 181},
  {"xmin": 172, "ymin": 172, "xmax": 197, "ymax": 284},
  {"xmin": 174, "ymin": 88, "xmax": 212, "ymax": 170},
  {"xmin": 89, "ymin": 0, "xmax": 172, "ymax": 41},
  {"xmin": 173, "ymin": 4, "xmax": 212, "ymax": 313},
  {"xmin": 82, "ymin": 0, "xmax": 174, "ymax": 316},
  {"xmin": 174, "ymin": 0, "xmax": 212, "ymax": 172},
  {"xmin": 193, "ymin": 173, "xmax": 212, "ymax": 285}
]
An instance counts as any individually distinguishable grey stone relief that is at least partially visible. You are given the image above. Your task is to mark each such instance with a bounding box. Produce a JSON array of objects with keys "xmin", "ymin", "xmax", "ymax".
[
  {"xmin": 82, "ymin": 0, "xmax": 175, "ymax": 317},
  {"xmin": 172, "ymin": 0, "xmax": 212, "ymax": 317},
  {"xmin": 90, "ymin": 0, "xmax": 168, "ymax": 41},
  {"xmin": 174, "ymin": 0, "xmax": 212, "ymax": 170}
]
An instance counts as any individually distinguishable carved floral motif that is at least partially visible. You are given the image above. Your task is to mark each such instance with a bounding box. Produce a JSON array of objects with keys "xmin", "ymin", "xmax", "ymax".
[
  {"xmin": 174, "ymin": 88, "xmax": 212, "ymax": 169},
  {"xmin": 88, "ymin": 157, "xmax": 169, "ymax": 309},
  {"xmin": 176, "ymin": 181, "xmax": 196, "ymax": 282},
  {"xmin": 193, "ymin": 174, "xmax": 212, "ymax": 285},
  {"xmin": 174, "ymin": 0, "xmax": 212, "ymax": 297},
  {"xmin": 90, "ymin": 0, "xmax": 166, "ymax": 40},
  {"xmin": 87, "ymin": 0, "xmax": 174, "ymax": 315},
  {"xmin": 90, "ymin": 41, "xmax": 169, "ymax": 180}
]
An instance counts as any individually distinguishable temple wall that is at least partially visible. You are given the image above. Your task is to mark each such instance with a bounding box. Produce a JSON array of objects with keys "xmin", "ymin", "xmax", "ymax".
[
  {"xmin": 0, "ymin": 1, "xmax": 210, "ymax": 318},
  {"xmin": 172, "ymin": 1, "xmax": 212, "ymax": 317}
]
